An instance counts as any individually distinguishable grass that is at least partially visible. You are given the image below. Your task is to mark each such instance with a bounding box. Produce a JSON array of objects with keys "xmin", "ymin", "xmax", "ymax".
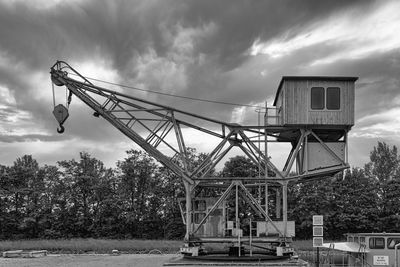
[
  {"xmin": 0, "ymin": 238, "xmax": 183, "ymax": 254},
  {"xmin": 0, "ymin": 238, "xmax": 317, "ymax": 254}
]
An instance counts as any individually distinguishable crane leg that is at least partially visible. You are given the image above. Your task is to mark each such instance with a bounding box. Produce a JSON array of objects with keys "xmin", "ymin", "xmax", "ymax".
[{"xmin": 184, "ymin": 181, "xmax": 193, "ymax": 242}]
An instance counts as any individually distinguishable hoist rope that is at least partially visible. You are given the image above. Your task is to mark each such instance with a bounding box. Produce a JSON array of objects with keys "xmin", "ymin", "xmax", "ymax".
[
  {"xmin": 65, "ymin": 87, "xmax": 68, "ymax": 107},
  {"xmin": 68, "ymin": 72, "xmax": 262, "ymax": 108},
  {"xmin": 51, "ymin": 81, "xmax": 56, "ymax": 108}
]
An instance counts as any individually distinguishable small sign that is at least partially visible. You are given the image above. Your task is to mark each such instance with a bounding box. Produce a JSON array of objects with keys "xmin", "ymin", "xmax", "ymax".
[
  {"xmin": 313, "ymin": 226, "xmax": 323, "ymax": 237},
  {"xmin": 313, "ymin": 215, "xmax": 323, "ymax": 226},
  {"xmin": 373, "ymin": 256, "xmax": 389, "ymax": 266},
  {"xmin": 313, "ymin": 237, "xmax": 324, "ymax": 247}
]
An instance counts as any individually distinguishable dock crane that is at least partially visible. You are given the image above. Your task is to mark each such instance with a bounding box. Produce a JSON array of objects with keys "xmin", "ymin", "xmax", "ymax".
[{"xmin": 50, "ymin": 60, "xmax": 354, "ymax": 260}]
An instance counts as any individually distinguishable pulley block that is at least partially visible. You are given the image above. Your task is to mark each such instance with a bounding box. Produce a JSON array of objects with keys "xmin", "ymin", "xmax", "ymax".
[
  {"xmin": 51, "ymin": 70, "xmax": 65, "ymax": 86},
  {"xmin": 53, "ymin": 104, "xmax": 69, "ymax": 134}
]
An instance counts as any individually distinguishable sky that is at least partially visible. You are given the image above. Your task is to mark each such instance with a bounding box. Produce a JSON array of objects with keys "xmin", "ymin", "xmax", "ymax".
[{"xmin": 0, "ymin": 0, "xmax": 399, "ymax": 171}]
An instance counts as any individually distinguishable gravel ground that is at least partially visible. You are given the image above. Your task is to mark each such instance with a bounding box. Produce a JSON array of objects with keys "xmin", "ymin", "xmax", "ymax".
[{"xmin": 0, "ymin": 254, "xmax": 177, "ymax": 267}]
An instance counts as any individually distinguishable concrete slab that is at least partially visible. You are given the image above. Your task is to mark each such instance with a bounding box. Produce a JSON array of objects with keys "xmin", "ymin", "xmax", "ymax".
[{"xmin": 2, "ymin": 250, "xmax": 47, "ymax": 258}]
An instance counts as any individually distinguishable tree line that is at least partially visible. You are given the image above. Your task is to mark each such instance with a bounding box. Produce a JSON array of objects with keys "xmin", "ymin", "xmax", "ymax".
[{"xmin": 0, "ymin": 141, "xmax": 399, "ymax": 240}]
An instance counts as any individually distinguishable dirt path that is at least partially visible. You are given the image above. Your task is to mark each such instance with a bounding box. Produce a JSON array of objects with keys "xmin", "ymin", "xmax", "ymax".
[{"xmin": 0, "ymin": 254, "xmax": 176, "ymax": 267}]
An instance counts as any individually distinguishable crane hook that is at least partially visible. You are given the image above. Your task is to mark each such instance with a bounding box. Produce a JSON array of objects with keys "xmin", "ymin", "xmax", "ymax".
[{"xmin": 57, "ymin": 124, "xmax": 65, "ymax": 134}]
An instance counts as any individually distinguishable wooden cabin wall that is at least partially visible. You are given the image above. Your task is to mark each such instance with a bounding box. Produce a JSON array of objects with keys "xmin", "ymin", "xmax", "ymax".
[
  {"xmin": 274, "ymin": 87, "xmax": 285, "ymax": 125},
  {"xmin": 283, "ymin": 80, "xmax": 354, "ymax": 126},
  {"xmin": 345, "ymin": 80, "xmax": 355, "ymax": 125},
  {"xmin": 284, "ymin": 80, "xmax": 308, "ymax": 125}
]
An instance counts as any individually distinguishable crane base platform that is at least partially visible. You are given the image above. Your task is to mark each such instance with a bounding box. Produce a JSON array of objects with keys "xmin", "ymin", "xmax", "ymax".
[{"xmin": 163, "ymin": 255, "xmax": 309, "ymax": 266}]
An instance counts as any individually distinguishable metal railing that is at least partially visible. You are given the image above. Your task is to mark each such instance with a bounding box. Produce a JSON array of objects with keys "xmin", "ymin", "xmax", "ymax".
[
  {"xmin": 297, "ymin": 249, "xmax": 372, "ymax": 267},
  {"xmin": 264, "ymin": 107, "xmax": 282, "ymax": 125}
]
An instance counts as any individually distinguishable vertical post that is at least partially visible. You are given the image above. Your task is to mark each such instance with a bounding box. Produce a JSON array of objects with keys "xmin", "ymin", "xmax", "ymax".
[
  {"xmin": 258, "ymin": 108, "xmax": 261, "ymax": 179},
  {"xmin": 316, "ymin": 247, "xmax": 320, "ymax": 267},
  {"xmin": 276, "ymin": 188, "xmax": 281, "ymax": 219},
  {"xmin": 296, "ymin": 152, "xmax": 300, "ymax": 174},
  {"xmin": 344, "ymin": 129, "xmax": 348, "ymax": 180},
  {"xmin": 235, "ymin": 182, "xmax": 240, "ymax": 256},
  {"xmin": 345, "ymin": 129, "xmax": 348, "ymax": 164},
  {"xmin": 362, "ymin": 244, "xmax": 365, "ymax": 267},
  {"xmin": 184, "ymin": 181, "xmax": 192, "ymax": 242},
  {"xmin": 265, "ymin": 184, "xmax": 268, "ymax": 217},
  {"xmin": 304, "ymin": 132, "xmax": 308, "ymax": 174},
  {"xmin": 264, "ymin": 101, "xmax": 269, "ymax": 227},
  {"xmin": 222, "ymin": 200, "xmax": 226, "ymax": 237},
  {"xmin": 250, "ymin": 218, "xmax": 253, "ymax": 257},
  {"xmin": 265, "ymin": 101, "xmax": 268, "ymax": 180},
  {"xmin": 282, "ymin": 182, "xmax": 288, "ymax": 238}
]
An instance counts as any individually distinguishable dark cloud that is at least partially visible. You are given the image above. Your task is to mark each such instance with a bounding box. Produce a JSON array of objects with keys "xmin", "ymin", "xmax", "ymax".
[
  {"xmin": 0, "ymin": 0, "xmax": 374, "ymax": 98},
  {"xmin": 0, "ymin": 0, "xmax": 375, "ymax": 75},
  {"xmin": 176, "ymin": 0, "xmax": 374, "ymax": 70}
]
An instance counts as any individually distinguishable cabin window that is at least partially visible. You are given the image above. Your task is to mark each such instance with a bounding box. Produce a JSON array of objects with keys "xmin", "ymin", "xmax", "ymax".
[
  {"xmin": 387, "ymin": 238, "xmax": 400, "ymax": 249},
  {"xmin": 354, "ymin": 236, "xmax": 359, "ymax": 243},
  {"xmin": 360, "ymin": 237, "xmax": 366, "ymax": 244},
  {"xmin": 369, "ymin": 237, "xmax": 385, "ymax": 249},
  {"xmin": 348, "ymin": 236, "xmax": 354, "ymax": 242},
  {"xmin": 311, "ymin": 87, "xmax": 325, "ymax": 110},
  {"xmin": 326, "ymin": 87, "xmax": 340, "ymax": 110}
]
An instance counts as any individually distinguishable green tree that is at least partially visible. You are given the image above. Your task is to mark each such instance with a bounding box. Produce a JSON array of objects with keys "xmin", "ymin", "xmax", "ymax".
[
  {"xmin": 38, "ymin": 165, "xmax": 67, "ymax": 238},
  {"xmin": 58, "ymin": 152, "xmax": 111, "ymax": 237},
  {"xmin": 116, "ymin": 150, "xmax": 160, "ymax": 238},
  {"xmin": 327, "ymin": 168, "xmax": 379, "ymax": 238},
  {"xmin": 89, "ymin": 167, "xmax": 121, "ymax": 237},
  {"xmin": 7, "ymin": 155, "xmax": 40, "ymax": 238},
  {"xmin": 381, "ymin": 179, "xmax": 400, "ymax": 232},
  {"xmin": 365, "ymin": 141, "xmax": 399, "ymax": 182},
  {"xmin": 221, "ymin": 155, "xmax": 259, "ymax": 177},
  {"xmin": 364, "ymin": 141, "xmax": 400, "ymax": 231},
  {"xmin": 0, "ymin": 164, "xmax": 14, "ymax": 238},
  {"xmin": 289, "ymin": 178, "xmax": 334, "ymax": 239},
  {"xmin": 157, "ymin": 166, "xmax": 185, "ymax": 239}
]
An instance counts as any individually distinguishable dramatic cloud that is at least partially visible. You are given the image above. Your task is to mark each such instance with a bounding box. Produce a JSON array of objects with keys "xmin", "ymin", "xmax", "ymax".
[
  {"xmin": 0, "ymin": 0, "xmax": 398, "ymax": 169},
  {"xmin": 250, "ymin": 1, "xmax": 400, "ymax": 62}
]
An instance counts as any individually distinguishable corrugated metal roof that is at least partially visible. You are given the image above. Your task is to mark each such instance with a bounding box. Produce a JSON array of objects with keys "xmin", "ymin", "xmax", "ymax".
[
  {"xmin": 322, "ymin": 242, "xmax": 369, "ymax": 253},
  {"xmin": 346, "ymin": 233, "xmax": 400, "ymax": 237},
  {"xmin": 273, "ymin": 76, "xmax": 359, "ymax": 106}
]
